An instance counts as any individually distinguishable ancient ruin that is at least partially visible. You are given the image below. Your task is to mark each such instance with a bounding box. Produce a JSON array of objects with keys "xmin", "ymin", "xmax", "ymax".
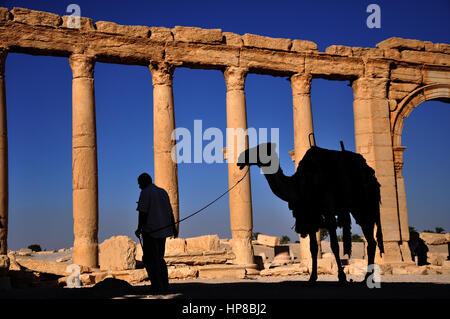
[{"xmin": 0, "ymin": 7, "xmax": 449, "ymax": 277}]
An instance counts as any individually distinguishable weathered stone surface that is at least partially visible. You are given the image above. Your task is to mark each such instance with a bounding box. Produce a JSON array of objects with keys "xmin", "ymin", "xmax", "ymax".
[
  {"xmin": 391, "ymin": 66, "xmax": 422, "ymax": 83},
  {"xmin": 62, "ymin": 16, "xmax": 95, "ymax": 31},
  {"xmin": 197, "ymin": 265, "xmax": 246, "ymax": 279},
  {"xmin": 422, "ymin": 68, "xmax": 450, "ymax": 85},
  {"xmin": 401, "ymin": 50, "xmax": 450, "ymax": 66},
  {"xmin": 165, "ymin": 250, "xmax": 233, "ymax": 266},
  {"xmin": 243, "ymin": 33, "xmax": 291, "ymax": 51},
  {"xmin": 11, "ymin": 7, "xmax": 61, "ymax": 27},
  {"xmin": 260, "ymin": 264, "xmax": 309, "ymax": 276},
  {"xmin": 173, "ymin": 26, "xmax": 222, "ymax": 44},
  {"xmin": 306, "ymin": 258, "xmax": 336, "ymax": 275},
  {"xmin": 428, "ymin": 253, "xmax": 446, "ymax": 266},
  {"xmin": 389, "ymin": 82, "xmax": 419, "ymax": 100},
  {"xmin": 377, "ymin": 37, "xmax": 425, "ymax": 51},
  {"xmin": 0, "ymin": 7, "xmax": 10, "ymax": 22},
  {"xmin": 7, "ymin": 252, "xmax": 20, "ymax": 271},
  {"xmin": 150, "ymin": 27, "xmax": 173, "ymax": 42},
  {"xmin": 0, "ymin": 255, "xmax": 9, "ymax": 274},
  {"xmin": 306, "ymin": 55, "xmax": 364, "ymax": 79},
  {"xmin": 223, "ymin": 32, "xmax": 243, "ymax": 47},
  {"xmin": 424, "ymin": 41, "xmax": 450, "ymax": 54},
  {"xmin": 291, "ymin": 39, "xmax": 317, "ymax": 52},
  {"xmin": 352, "ymin": 47, "xmax": 384, "ymax": 58},
  {"xmin": 352, "ymin": 77, "xmax": 388, "ymax": 99},
  {"xmin": 240, "ymin": 49, "xmax": 303, "ymax": 75},
  {"xmin": 345, "ymin": 259, "xmax": 367, "ymax": 275},
  {"xmin": 96, "ymin": 21, "xmax": 150, "ymax": 38},
  {"xmin": 166, "ymin": 237, "xmax": 186, "ymax": 255},
  {"xmin": 15, "ymin": 258, "xmax": 89, "ymax": 276},
  {"xmin": 165, "ymin": 42, "xmax": 239, "ymax": 67},
  {"xmin": 256, "ymin": 234, "xmax": 280, "ymax": 247},
  {"xmin": 383, "ymin": 49, "xmax": 401, "ymax": 60},
  {"xmin": 420, "ymin": 232, "xmax": 449, "ymax": 245},
  {"xmin": 99, "ymin": 236, "xmax": 136, "ymax": 271},
  {"xmin": 111, "ymin": 269, "xmax": 148, "ymax": 283},
  {"xmin": 325, "ymin": 45, "xmax": 352, "ymax": 56},
  {"xmin": 186, "ymin": 235, "xmax": 219, "ymax": 253},
  {"xmin": 364, "ymin": 59, "xmax": 391, "ymax": 78},
  {"xmin": 168, "ymin": 266, "xmax": 198, "ymax": 279}
]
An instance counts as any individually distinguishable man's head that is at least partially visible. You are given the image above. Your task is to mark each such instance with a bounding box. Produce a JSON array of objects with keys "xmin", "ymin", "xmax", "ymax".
[{"xmin": 138, "ymin": 173, "xmax": 152, "ymax": 189}]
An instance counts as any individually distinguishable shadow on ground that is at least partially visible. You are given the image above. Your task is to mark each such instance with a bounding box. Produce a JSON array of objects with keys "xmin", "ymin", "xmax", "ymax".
[{"xmin": 0, "ymin": 279, "xmax": 449, "ymax": 299}]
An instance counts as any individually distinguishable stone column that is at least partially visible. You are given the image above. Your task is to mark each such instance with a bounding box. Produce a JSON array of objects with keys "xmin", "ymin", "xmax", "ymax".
[
  {"xmin": 69, "ymin": 54, "xmax": 99, "ymax": 267},
  {"xmin": 0, "ymin": 49, "xmax": 8, "ymax": 256},
  {"xmin": 393, "ymin": 146, "xmax": 412, "ymax": 261},
  {"xmin": 224, "ymin": 67, "xmax": 254, "ymax": 265},
  {"xmin": 290, "ymin": 73, "xmax": 321, "ymax": 264},
  {"xmin": 149, "ymin": 62, "xmax": 179, "ymax": 232},
  {"xmin": 352, "ymin": 77, "xmax": 404, "ymax": 263}
]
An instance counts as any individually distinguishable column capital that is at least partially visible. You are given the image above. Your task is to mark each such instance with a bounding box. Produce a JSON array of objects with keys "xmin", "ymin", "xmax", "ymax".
[
  {"xmin": 149, "ymin": 62, "xmax": 174, "ymax": 86},
  {"xmin": 352, "ymin": 77, "xmax": 388, "ymax": 100},
  {"xmin": 290, "ymin": 73, "xmax": 312, "ymax": 95},
  {"xmin": 69, "ymin": 54, "xmax": 95, "ymax": 79},
  {"xmin": 224, "ymin": 67, "xmax": 248, "ymax": 91},
  {"xmin": 0, "ymin": 48, "xmax": 8, "ymax": 76},
  {"xmin": 393, "ymin": 146, "xmax": 407, "ymax": 176}
]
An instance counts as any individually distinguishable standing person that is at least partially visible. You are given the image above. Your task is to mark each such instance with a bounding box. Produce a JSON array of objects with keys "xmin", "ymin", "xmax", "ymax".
[{"xmin": 135, "ymin": 172, "xmax": 178, "ymax": 294}]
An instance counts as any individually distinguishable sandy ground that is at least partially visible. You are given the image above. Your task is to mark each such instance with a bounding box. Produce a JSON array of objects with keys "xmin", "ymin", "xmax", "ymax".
[{"xmin": 0, "ymin": 274, "xmax": 449, "ymax": 300}]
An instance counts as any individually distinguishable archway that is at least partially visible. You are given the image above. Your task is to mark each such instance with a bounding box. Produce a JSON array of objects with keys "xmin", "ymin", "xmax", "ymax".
[{"xmin": 390, "ymin": 83, "xmax": 450, "ymax": 257}]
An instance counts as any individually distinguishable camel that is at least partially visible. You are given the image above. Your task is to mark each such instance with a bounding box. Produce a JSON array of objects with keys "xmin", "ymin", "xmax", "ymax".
[{"xmin": 237, "ymin": 143, "xmax": 384, "ymax": 284}]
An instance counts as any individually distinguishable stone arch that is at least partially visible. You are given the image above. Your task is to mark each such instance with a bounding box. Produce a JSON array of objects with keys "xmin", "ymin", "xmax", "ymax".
[{"xmin": 392, "ymin": 83, "xmax": 450, "ymax": 149}]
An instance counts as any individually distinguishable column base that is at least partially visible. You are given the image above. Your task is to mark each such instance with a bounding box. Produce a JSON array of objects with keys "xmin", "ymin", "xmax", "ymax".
[{"xmin": 375, "ymin": 241, "xmax": 412, "ymax": 264}]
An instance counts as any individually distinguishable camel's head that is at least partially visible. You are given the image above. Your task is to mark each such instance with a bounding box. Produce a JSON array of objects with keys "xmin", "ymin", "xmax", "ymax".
[{"xmin": 237, "ymin": 143, "xmax": 279, "ymax": 174}]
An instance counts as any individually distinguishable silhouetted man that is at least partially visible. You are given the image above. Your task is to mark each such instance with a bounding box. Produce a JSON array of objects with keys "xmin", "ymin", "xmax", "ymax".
[{"xmin": 135, "ymin": 173, "xmax": 178, "ymax": 294}]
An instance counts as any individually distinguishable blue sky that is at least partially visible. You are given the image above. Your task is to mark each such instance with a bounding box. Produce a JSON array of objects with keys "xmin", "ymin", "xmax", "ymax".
[{"xmin": 2, "ymin": 0, "xmax": 449, "ymax": 250}]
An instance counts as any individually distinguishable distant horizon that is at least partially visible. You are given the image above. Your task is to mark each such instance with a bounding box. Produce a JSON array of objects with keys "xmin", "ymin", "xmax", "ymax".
[{"xmin": 2, "ymin": 0, "xmax": 449, "ymax": 251}]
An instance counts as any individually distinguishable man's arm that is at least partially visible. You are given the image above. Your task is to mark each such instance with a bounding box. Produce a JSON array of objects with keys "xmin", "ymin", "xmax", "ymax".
[{"xmin": 136, "ymin": 190, "xmax": 150, "ymax": 237}]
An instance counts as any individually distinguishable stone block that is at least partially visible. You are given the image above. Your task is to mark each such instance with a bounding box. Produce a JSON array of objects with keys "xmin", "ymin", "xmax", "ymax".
[
  {"xmin": 260, "ymin": 264, "xmax": 308, "ymax": 276},
  {"xmin": 165, "ymin": 42, "xmax": 239, "ymax": 67},
  {"xmin": 256, "ymin": 234, "xmax": 280, "ymax": 247},
  {"xmin": 197, "ymin": 265, "xmax": 246, "ymax": 279},
  {"xmin": 243, "ymin": 33, "xmax": 291, "ymax": 51},
  {"xmin": 419, "ymin": 232, "xmax": 449, "ymax": 245},
  {"xmin": 185, "ymin": 235, "xmax": 219, "ymax": 253},
  {"xmin": 307, "ymin": 55, "xmax": 364, "ymax": 79},
  {"xmin": 111, "ymin": 269, "xmax": 148, "ymax": 283},
  {"xmin": 135, "ymin": 244, "xmax": 143, "ymax": 262},
  {"xmin": 424, "ymin": 42, "xmax": 450, "ymax": 54},
  {"xmin": 388, "ymin": 82, "xmax": 418, "ymax": 100},
  {"xmin": 383, "ymin": 49, "xmax": 401, "ymax": 60},
  {"xmin": 15, "ymin": 258, "xmax": 89, "ymax": 276},
  {"xmin": 165, "ymin": 237, "xmax": 186, "ymax": 255},
  {"xmin": 172, "ymin": 26, "xmax": 222, "ymax": 44},
  {"xmin": 422, "ymin": 69, "xmax": 450, "ymax": 85},
  {"xmin": 223, "ymin": 32, "xmax": 243, "ymax": 47},
  {"xmin": 376, "ymin": 37, "xmax": 425, "ymax": 51},
  {"xmin": 352, "ymin": 47, "xmax": 383, "ymax": 58},
  {"xmin": 291, "ymin": 39, "xmax": 318, "ymax": 52},
  {"xmin": 240, "ymin": 49, "xmax": 303, "ymax": 74},
  {"xmin": 325, "ymin": 45, "xmax": 353, "ymax": 56},
  {"xmin": 168, "ymin": 266, "xmax": 198, "ymax": 279},
  {"xmin": 352, "ymin": 78, "xmax": 388, "ymax": 99},
  {"xmin": 95, "ymin": 21, "xmax": 150, "ymax": 38},
  {"xmin": 61, "ymin": 15, "xmax": 95, "ymax": 31},
  {"xmin": 99, "ymin": 236, "xmax": 136, "ymax": 271},
  {"xmin": 11, "ymin": 7, "xmax": 61, "ymax": 27},
  {"xmin": 391, "ymin": 66, "xmax": 422, "ymax": 83},
  {"xmin": 364, "ymin": 60, "xmax": 391, "ymax": 78},
  {"xmin": 150, "ymin": 27, "xmax": 173, "ymax": 42},
  {"xmin": 401, "ymin": 50, "xmax": 450, "ymax": 66},
  {"xmin": 0, "ymin": 7, "xmax": 11, "ymax": 22}
]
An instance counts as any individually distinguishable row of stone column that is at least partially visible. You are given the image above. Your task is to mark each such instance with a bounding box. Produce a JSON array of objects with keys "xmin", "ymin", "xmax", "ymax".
[{"xmin": 0, "ymin": 49, "xmax": 410, "ymax": 267}]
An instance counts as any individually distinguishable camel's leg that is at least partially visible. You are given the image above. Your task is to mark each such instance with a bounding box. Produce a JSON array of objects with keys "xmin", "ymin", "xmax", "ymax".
[
  {"xmin": 329, "ymin": 227, "xmax": 347, "ymax": 283},
  {"xmin": 308, "ymin": 231, "xmax": 318, "ymax": 283},
  {"xmin": 362, "ymin": 223, "xmax": 377, "ymax": 282}
]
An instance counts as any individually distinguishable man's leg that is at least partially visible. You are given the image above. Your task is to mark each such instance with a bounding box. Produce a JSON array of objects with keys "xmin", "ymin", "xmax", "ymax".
[
  {"xmin": 157, "ymin": 237, "xmax": 169, "ymax": 290},
  {"xmin": 142, "ymin": 233, "xmax": 160, "ymax": 290}
]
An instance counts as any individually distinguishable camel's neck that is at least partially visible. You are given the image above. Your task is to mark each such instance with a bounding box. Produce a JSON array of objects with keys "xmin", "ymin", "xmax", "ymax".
[{"xmin": 261, "ymin": 159, "xmax": 297, "ymax": 204}]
